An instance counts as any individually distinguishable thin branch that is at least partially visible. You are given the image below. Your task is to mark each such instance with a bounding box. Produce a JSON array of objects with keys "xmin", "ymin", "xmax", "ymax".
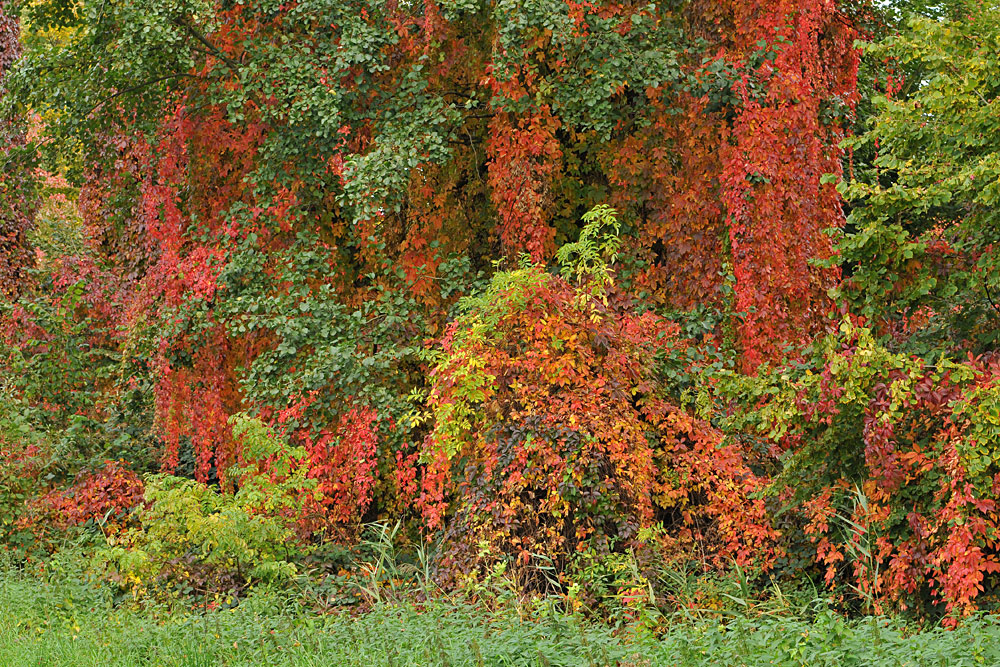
[
  {"xmin": 171, "ymin": 16, "xmax": 241, "ymax": 75},
  {"xmin": 984, "ymin": 276, "xmax": 1000, "ymax": 320},
  {"xmin": 86, "ymin": 72, "xmax": 199, "ymax": 117}
]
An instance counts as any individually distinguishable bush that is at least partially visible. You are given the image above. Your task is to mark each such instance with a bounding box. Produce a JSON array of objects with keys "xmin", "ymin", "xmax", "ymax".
[
  {"xmin": 97, "ymin": 418, "xmax": 316, "ymax": 600},
  {"xmin": 417, "ymin": 208, "xmax": 776, "ymax": 594},
  {"xmin": 97, "ymin": 473, "xmax": 302, "ymax": 601},
  {"xmin": 17, "ymin": 461, "xmax": 144, "ymax": 552},
  {"xmin": 0, "ymin": 395, "xmax": 51, "ymax": 559},
  {"xmin": 706, "ymin": 318, "xmax": 1000, "ymax": 622}
]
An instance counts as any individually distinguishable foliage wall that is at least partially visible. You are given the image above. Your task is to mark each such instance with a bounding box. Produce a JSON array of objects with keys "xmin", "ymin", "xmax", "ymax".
[{"xmin": 2, "ymin": 0, "xmax": 999, "ymax": 625}]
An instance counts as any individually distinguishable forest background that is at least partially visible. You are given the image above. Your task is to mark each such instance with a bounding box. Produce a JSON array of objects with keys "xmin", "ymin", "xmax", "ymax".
[{"xmin": 2, "ymin": 0, "xmax": 1000, "ymax": 652}]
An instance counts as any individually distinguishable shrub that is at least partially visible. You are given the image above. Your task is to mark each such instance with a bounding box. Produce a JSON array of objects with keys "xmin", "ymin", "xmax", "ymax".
[
  {"xmin": 417, "ymin": 208, "xmax": 776, "ymax": 592},
  {"xmin": 98, "ymin": 418, "xmax": 315, "ymax": 599},
  {"xmin": 17, "ymin": 461, "xmax": 144, "ymax": 549},
  {"xmin": 0, "ymin": 395, "xmax": 51, "ymax": 559},
  {"xmin": 708, "ymin": 318, "xmax": 1000, "ymax": 622},
  {"xmin": 98, "ymin": 473, "xmax": 302, "ymax": 601}
]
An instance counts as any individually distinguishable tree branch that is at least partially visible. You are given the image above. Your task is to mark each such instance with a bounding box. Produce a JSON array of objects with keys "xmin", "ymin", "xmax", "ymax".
[
  {"xmin": 171, "ymin": 16, "xmax": 241, "ymax": 76},
  {"xmin": 87, "ymin": 72, "xmax": 199, "ymax": 117}
]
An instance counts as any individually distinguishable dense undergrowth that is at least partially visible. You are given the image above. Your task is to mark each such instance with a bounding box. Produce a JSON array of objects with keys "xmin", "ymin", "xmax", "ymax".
[{"xmin": 2, "ymin": 0, "xmax": 1000, "ymax": 656}]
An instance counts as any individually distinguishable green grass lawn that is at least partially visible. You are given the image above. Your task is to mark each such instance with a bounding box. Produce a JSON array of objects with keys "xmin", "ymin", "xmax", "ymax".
[{"xmin": 3, "ymin": 572, "xmax": 1000, "ymax": 666}]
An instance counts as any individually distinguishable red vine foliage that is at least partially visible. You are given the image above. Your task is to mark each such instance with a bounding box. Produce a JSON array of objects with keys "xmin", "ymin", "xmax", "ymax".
[
  {"xmin": 486, "ymin": 107, "xmax": 563, "ymax": 263},
  {"xmin": 17, "ymin": 462, "xmax": 145, "ymax": 547},
  {"xmin": 774, "ymin": 331, "xmax": 1000, "ymax": 622},
  {"xmin": 142, "ymin": 102, "xmax": 266, "ymax": 481},
  {"xmin": 610, "ymin": 0, "xmax": 858, "ymax": 369},
  {"xmin": 716, "ymin": 0, "xmax": 858, "ymax": 369},
  {"xmin": 270, "ymin": 395, "xmax": 380, "ymax": 535}
]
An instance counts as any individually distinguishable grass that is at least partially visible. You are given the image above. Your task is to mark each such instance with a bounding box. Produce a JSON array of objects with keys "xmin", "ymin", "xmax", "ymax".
[{"xmin": 3, "ymin": 570, "xmax": 1000, "ymax": 666}]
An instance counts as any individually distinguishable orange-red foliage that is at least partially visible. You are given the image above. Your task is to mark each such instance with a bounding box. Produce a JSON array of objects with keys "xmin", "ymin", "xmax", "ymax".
[
  {"xmin": 610, "ymin": 0, "xmax": 858, "ymax": 369},
  {"xmin": 487, "ymin": 108, "xmax": 563, "ymax": 263},
  {"xmin": 18, "ymin": 461, "xmax": 144, "ymax": 545},
  {"xmin": 422, "ymin": 270, "xmax": 777, "ymax": 580},
  {"xmin": 788, "ymin": 344, "xmax": 1000, "ymax": 621},
  {"xmin": 271, "ymin": 395, "xmax": 380, "ymax": 534}
]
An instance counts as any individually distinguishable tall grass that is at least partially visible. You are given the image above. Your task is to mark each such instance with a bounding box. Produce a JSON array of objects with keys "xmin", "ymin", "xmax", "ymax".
[{"xmin": 2, "ymin": 567, "xmax": 1000, "ymax": 666}]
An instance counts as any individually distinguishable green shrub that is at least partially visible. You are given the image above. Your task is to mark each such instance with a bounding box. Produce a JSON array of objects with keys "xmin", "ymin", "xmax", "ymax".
[{"xmin": 96, "ymin": 419, "xmax": 316, "ymax": 600}]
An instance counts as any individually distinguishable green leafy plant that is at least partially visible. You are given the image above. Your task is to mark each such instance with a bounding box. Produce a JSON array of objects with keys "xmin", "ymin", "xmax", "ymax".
[{"xmin": 97, "ymin": 420, "xmax": 316, "ymax": 600}]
